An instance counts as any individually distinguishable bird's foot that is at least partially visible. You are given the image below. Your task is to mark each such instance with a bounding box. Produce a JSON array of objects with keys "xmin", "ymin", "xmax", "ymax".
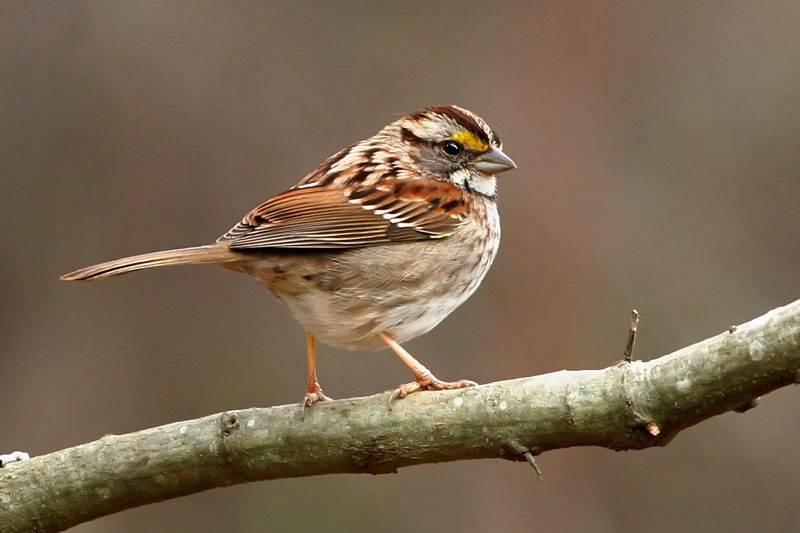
[{"xmin": 389, "ymin": 372, "xmax": 477, "ymax": 408}]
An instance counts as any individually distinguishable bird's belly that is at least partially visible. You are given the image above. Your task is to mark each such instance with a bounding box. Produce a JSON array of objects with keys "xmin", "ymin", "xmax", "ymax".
[
  {"xmin": 285, "ymin": 278, "xmax": 479, "ymax": 350},
  {"xmin": 237, "ymin": 209, "xmax": 499, "ymax": 351}
]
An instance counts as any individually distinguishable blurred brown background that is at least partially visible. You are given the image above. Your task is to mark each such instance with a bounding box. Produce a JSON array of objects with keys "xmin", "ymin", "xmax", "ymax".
[{"xmin": 2, "ymin": 1, "xmax": 799, "ymax": 531}]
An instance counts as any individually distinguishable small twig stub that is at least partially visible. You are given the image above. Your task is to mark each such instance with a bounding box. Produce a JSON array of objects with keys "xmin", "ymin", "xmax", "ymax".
[
  {"xmin": 624, "ymin": 309, "xmax": 640, "ymax": 362},
  {"xmin": 523, "ymin": 450, "xmax": 544, "ymax": 481}
]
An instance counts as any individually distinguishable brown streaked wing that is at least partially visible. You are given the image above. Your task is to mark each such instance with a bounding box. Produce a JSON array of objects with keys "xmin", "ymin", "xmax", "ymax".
[{"xmin": 217, "ymin": 180, "xmax": 468, "ymax": 250}]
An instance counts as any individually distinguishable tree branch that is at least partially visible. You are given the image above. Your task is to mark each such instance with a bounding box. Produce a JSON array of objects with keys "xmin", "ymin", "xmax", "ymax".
[{"xmin": 2, "ymin": 299, "xmax": 799, "ymax": 532}]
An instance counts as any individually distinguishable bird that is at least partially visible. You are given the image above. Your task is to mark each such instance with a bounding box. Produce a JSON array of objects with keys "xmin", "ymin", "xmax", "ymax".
[{"xmin": 61, "ymin": 105, "xmax": 516, "ymax": 409}]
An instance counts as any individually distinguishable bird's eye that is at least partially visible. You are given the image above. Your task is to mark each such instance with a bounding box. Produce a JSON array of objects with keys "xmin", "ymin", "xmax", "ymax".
[{"xmin": 442, "ymin": 141, "xmax": 462, "ymax": 157}]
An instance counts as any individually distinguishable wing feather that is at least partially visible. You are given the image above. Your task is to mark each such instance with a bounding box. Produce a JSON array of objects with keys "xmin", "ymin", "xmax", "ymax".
[{"xmin": 217, "ymin": 179, "xmax": 469, "ymax": 250}]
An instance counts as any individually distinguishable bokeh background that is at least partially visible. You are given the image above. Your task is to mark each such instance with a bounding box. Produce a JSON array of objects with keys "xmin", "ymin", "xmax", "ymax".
[{"xmin": 2, "ymin": 2, "xmax": 799, "ymax": 531}]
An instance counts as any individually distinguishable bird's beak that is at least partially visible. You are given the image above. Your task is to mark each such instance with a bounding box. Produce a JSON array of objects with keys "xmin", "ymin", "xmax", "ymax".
[{"xmin": 473, "ymin": 146, "xmax": 517, "ymax": 174}]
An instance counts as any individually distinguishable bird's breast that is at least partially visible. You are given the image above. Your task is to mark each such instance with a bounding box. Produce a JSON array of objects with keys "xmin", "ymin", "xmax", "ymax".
[{"xmin": 235, "ymin": 199, "xmax": 500, "ymax": 351}]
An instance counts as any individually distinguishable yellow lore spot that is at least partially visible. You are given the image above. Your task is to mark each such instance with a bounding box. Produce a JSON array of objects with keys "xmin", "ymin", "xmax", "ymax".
[{"xmin": 452, "ymin": 131, "xmax": 489, "ymax": 152}]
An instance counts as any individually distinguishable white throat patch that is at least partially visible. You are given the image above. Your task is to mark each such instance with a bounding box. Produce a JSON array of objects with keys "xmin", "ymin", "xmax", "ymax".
[{"xmin": 450, "ymin": 168, "xmax": 498, "ymax": 198}]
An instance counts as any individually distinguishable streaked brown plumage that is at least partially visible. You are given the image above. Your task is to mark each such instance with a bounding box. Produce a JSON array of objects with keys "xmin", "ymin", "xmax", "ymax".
[{"xmin": 62, "ymin": 105, "xmax": 516, "ymax": 408}]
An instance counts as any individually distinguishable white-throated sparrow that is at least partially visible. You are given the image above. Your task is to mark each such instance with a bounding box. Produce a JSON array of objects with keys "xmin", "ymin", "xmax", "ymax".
[{"xmin": 62, "ymin": 105, "xmax": 516, "ymax": 408}]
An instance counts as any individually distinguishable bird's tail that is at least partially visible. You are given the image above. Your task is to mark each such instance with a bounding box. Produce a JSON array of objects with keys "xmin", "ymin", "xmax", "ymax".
[{"xmin": 60, "ymin": 245, "xmax": 238, "ymax": 281}]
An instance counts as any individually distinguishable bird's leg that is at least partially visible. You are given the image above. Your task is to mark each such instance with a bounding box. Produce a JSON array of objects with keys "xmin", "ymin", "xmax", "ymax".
[
  {"xmin": 379, "ymin": 332, "xmax": 477, "ymax": 406},
  {"xmin": 301, "ymin": 332, "xmax": 332, "ymax": 412}
]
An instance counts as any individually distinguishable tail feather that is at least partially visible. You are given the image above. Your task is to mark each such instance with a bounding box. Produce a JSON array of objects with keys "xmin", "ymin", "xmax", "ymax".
[{"xmin": 60, "ymin": 245, "xmax": 238, "ymax": 281}]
